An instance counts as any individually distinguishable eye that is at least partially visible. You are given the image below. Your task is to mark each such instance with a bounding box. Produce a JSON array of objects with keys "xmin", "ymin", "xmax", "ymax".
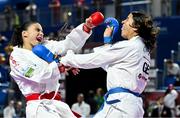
[{"xmin": 36, "ymin": 28, "xmax": 43, "ymax": 32}]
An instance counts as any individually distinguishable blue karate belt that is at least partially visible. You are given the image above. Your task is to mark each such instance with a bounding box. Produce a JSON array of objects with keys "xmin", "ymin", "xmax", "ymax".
[{"xmin": 98, "ymin": 87, "xmax": 140, "ymax": 112}]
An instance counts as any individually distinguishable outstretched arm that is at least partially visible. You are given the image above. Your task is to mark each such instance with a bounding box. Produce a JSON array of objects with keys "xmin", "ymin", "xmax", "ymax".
[{"xmin": 46, "ymin": 12, "xmax": 104, "ymax": 55}]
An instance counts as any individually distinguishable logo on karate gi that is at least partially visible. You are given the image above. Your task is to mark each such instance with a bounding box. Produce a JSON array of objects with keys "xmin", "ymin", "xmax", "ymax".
[
  {"xmin": 143, "ymin": 62, "xmax": 150, "ymax": 75},
  {"xmin": 24, "ymin": 67, "xmax": 35, "ymax": 77}
]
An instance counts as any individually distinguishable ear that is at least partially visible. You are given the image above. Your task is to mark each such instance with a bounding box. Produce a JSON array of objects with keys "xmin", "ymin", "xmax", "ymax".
[
  {"xmin": 132, "ymin": 27, "xmax": 138, "ymax": 32},
  {"xmin": 22, "ymin": 31, "xmax": 28, "ymax": 38}
]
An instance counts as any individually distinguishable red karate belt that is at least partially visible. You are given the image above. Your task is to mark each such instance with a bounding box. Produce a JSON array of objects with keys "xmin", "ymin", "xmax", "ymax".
[
  {"xmin": 72, "ymin": 111, "xmax": 82, "ymax": 118},
  {"xmin": 25, "ymin": 91, "xmax": 61, "ymax": 102},
  {"xmin": 25, "ymin": 91, "xmax": 81, "ymax": 117}
]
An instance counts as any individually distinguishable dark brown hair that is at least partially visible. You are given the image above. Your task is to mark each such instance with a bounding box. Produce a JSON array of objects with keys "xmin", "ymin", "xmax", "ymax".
[
  {"xmin": 131, "ymin": 11, "xmax": 160, "ymax": 52},
  {"xmin": 11, "ymin": 21, "xmax": 38, "ymax": 47}
]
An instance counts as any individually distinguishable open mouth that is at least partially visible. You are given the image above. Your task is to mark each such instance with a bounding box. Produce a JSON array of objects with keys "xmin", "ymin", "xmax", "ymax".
[
  {"xmin": 36, "ymin": 36, "xmax": 43, "ymax": 42},
  {"xmin": 121, "ymin": 26, "xmax": 124, "ymax": 31}
]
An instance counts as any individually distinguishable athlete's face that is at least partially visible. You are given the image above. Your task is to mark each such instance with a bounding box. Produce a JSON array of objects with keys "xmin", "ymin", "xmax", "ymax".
[
  {"xmin": 121, "ymin": 13, "xmax": 137, "ymax": 40},
  {"xmin": 22, "ymin": 23, "xmax": 44, "ymax": 49}
]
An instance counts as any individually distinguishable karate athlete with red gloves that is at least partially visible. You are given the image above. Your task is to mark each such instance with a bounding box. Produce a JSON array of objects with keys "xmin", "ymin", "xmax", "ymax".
[
  {"xmin": 60, "ymin": 11, "xmax": 160, "ymax": 118},
  {"xmin": 9, "ymin": 12, "xmax": 104, "ymax": 118}
]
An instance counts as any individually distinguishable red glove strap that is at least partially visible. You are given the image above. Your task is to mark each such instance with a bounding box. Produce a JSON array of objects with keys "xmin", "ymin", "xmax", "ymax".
[{"xmin": 83, "ymin": 24, "xmax": 92, "ymax": 34}]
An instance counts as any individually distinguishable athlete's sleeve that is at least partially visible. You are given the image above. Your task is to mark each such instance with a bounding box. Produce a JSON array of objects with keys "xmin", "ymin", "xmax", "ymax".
[
  {"xmin": 60, "ymin": 41, "xmax": 135, "ymax": 69},
  {"xmin": 93, "ymin": 44, "xmax": 112, "ymax": 52},
  {"xmin": 9, "ymin": 53, "xmax": 60, "ymax": 84},
  {"xmin": 171, "ymin": 89, "xmax": 178, "ymax": 99},
  {"xmin": 84, "ymin": 104, "xmax": 91, "ymax": 117},
  {"xmin": 46, "ymin": 24, "xmax": 92, "ymax": 56}
]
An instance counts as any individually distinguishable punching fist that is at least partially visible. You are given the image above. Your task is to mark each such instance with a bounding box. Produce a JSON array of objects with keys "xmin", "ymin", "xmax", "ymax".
[
  {"xmin": 32, "ymin": 44, "xmax": 66, "ymax": 73},
  {"xmin": 90, "ymin": 11, "xmax": 104, "ymax": 26},
  {"xmin": 104, "ymin": 17, "xmax": 119, "ymax": 43},
  {"xmin": 32, "ymin": 44, "xmax": 60, "ymax": 63},
  {"xmin": 83, "ymin": 11, "xmax": 104, "ymax": 33}
]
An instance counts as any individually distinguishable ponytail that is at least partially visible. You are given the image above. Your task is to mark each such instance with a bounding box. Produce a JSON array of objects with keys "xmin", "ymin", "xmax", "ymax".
[{"xmin": 11, "ymin": 26, "xmax": 23, "ymax": 47}]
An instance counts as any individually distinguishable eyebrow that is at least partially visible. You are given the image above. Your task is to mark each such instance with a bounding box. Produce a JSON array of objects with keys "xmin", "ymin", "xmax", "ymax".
[
  {"xmin": 125, "ymin": 16, "xmax": 129, "ymax": 20},
  {"xmin": 35, "ymin": 27, "xmax": 43, "ymax": 32}
]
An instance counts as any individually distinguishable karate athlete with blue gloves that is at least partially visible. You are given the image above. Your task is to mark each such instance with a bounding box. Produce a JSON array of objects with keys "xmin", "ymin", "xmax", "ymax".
[
  {"xmin": 60, "ymin": 11, "xmax": 160, "ymax": 118},
  {"xmin": 9, "ymin": 12, "xmax": 104, "ymax": 118}
]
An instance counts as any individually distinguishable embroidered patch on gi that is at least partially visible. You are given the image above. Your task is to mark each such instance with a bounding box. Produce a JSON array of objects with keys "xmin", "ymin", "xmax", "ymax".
[{"xmin": 24, "ymin": 67, "xmax": 34, "ymax": 77}]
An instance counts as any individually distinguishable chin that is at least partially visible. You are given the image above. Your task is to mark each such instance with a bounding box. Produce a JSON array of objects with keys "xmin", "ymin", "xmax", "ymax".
[
  {"xmin": 33, "ymin": 42, "xmax": 40, "ymax": 46},
  {"xmin": 121, "ymin": 33, "xmax": 127, "ymax": 39}
]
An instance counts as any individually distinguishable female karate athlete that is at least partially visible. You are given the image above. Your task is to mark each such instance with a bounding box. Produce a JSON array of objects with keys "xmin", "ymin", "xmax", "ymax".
[
  {"xmin": 9, "ymin": 12, "xmax": 104, "ymax": 118},
  {"xmin": 60, "ymin": 11, "xmax": 160, "ymax": 118}
]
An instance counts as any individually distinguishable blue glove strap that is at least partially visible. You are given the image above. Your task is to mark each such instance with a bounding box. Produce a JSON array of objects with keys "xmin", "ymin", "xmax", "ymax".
[
  {"xmin": 104, "ymin": 37, "xmax": 112, "ymax": 43},
  {"xmin": 54, "ymin": 55, "xmax": 61, "ymax": 63},
  {"xmin": 32, "ymin": 44, "xmax": 59, "ymax": 63}
]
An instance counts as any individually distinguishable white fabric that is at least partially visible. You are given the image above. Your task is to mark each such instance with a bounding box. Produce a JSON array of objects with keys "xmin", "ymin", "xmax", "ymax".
[
  {"xmin": 3, "ymin": 106, "xmax": 16, "ymax": 118},
  {"xmin": 71, "ymin": 101, "xmax": 91, "ymax": 118},
  {"xmin": 164, "ymin": 89, "xmax": 178, "ymax": 109},
  {"xmin": 61, "ymin": 36, "xmax": 150, "ymax": 117},
  {"xmin": 26, "ymin": 99, "xmax": 76, "ymax": 118},
  {"xmin": 93, "ymin": 93, "xmax": 144, "ymax": 118},
  {"xmin": 61, "ymin": 36, "xmax": 150, "ymax": 94},
  {"xmin": 9, "ymin": 23, "xmax": 91, "ymax": 118},
  {"xmin": 9, "ymin": 23, "xmax": 91, "ymax": 96},
  {"xmin": 44, "ymin": 24, "xmax": 91, "ymax": 56},
  {"xmin": 167, "ymin": 63, "xmax": 180, "ymax": 76}
]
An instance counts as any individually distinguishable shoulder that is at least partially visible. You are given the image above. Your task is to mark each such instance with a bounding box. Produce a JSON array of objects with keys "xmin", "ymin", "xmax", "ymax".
[
  {"xmin": 111, "ymin": 40, "xmax": 139, "ymax": 52},
  {"xmin": 171, "ymin": 89, "xmax": 178, "ymax": 95},
  {"xmin": 84, "ymin": 102, "xmax": 90, "ymax": 106},
  {"xmin": 43, "ymin": 40, "xmax": 58, "ymax": 49},
  {"xmin": 83, "ymin": 102, "xmax": 90, "ymax": 108},
  {"xmin": 110, "ymin": 40, "xmax": 131, "ymax": 51},
  {"xmin": 10, "ymin": 47, "xmax": 32, "ymax": 58},
  {"xmin": 173, "ymin": 63, "xmax": 180, "ymax": 68},
  {"xmin": 72, "ymin": 103, "xmax": 78, "ymax": 106},
  {"xmin": 10, "ymin": 47, "xmax": 23, "ymax": 58},
  {"xmin": 112, "ymin": 36, "xmax": 144, "ymax": 48},
  {"xmin": 43, "ymin": 40, "xmax": 56, "ymax": 46}
]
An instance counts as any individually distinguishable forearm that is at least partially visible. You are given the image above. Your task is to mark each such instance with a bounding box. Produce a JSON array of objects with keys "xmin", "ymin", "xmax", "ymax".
[
  {"xmin": 64, "ymin": 11, "xmax": 104, "ymax": 52},
  {"xmin": 47, "ymin": 12, "xmax": 104, "ymax": 54},
  {"xmin": 60, "ymin": 49, "xmax": 120, "ymax": 69},
  {"xmin": 63, "ymin": 24, "xmax": 92, "ymax": 52}
]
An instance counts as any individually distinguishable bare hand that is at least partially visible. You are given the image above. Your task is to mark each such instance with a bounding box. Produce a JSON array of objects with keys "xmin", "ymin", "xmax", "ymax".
[
  {"xmin": 65, "ymin": 67, "xmax": 80, "ymax": 76},
  {"xmin": 71, "ymin": 68, "xmax": 80, "ymax": 75}
]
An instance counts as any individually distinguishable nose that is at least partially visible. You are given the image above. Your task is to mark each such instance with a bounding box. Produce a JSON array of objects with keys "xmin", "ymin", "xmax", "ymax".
[
  {"xmin": 39, "ymin": 31, "xmax": 44, "ymax": 37},
  {"xmin": 121, "ymin": 20, "xmax": 125, "ymax": 24}
]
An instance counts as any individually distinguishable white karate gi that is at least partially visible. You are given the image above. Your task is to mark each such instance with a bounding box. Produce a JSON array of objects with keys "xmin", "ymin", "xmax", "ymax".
[
  {"xmin": 61, "ymin": 36, "xmax": 150, "ymax": 118},
  {"xmin": 9, "ymin": 24, "xmax": 91, "ymax": 118}
]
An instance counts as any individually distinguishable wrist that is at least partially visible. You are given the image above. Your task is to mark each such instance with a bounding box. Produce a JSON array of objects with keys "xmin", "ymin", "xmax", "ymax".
[
  {"xmin": 104, "ymin": 37, "xmax": 112, "ymax": 43},
  {"xmin": 54, "ymin": 54, "xmax": 61, "ymax": 63},
  {"xmin": 83, "ymin": 23, "xmax": 92, "ymax": 34},
  {"xmin": 58, "ymin": 64, "xmax": 65, "ymax": 73}
]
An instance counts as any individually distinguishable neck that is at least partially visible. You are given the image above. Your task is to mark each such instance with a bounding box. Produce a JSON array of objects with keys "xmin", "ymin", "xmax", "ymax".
[
  {"xmin": 23, "ymin": 43, "xmax": 32, "ymax": 50},
  {"xmin": 127, "ymin": 32, "xmax": 138, "ymax": 40}
]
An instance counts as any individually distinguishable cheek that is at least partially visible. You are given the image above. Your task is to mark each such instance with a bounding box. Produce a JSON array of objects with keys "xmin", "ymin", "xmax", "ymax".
[
  {"xmin": 30, "ymin": 37, "xmax": 39, "ymax": 46},
  {"xmin": 122, "ymin": 25, "xmax": 133, "ymax": 36},
  {"xmin": 121, "ymin": 28, "xmax": 128, "ymax": 38}
]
